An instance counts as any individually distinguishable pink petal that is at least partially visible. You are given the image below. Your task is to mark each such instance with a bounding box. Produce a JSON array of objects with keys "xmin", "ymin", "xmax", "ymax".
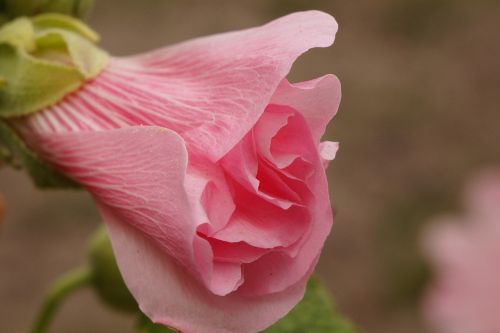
[
  {"xmin": 221, "ymin": 108, "xmax": 333, "ymax": 295},
  {"xmin": 220, "ymin": 133, "xmax": 297, "ymax": 210},
  {"xmin": 31, "ymin": 126, "xmax": 242, "ymax": 296},
  {"xmin": 106, "ymin": 213, "xmax": 307, "ymax": 333},
  {"xmin": 271, "ymin": 75, "xmax": 341, "ymax": 144},
  {"xmin": 207, "ymin": 238, "xmax": 270, "ymax": 264},
  {"xmin": 185, "ymin": 161, "xmax": 236, "ymax": 235},
  {"xmin": 212, "ymin": 198, "xmax": 309, "ymax": 249},
  {"xmin": 319, "ymin": 141, "xmax": 339, "ymax": 168},
  {"xmin": 134, "ymin": 11, "xmax": 337, "ymax": 161},
  {"xmin": 238, "ymin": 163, "xmax": 332, "ymax": 296},
  {"xmin": 259, "ymin": 105, "xmax": 317, "ymax": 170},
  {"xmin": 23, "ymin": 11, "xmax": 338, "ymax": 163}
]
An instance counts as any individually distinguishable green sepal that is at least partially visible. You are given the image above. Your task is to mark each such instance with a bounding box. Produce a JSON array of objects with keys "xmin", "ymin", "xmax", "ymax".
[
  {"xmin": 0, "ymin": 16, "xmax": 35, "ymax": 49},
  {"xmin": 0, "ymin": 13, "xmax": 108, "ymax": 117},
  {"xmin": 35, "ymin": 28, "xmax": 107, "ymax": 78},
  {"xmin": 0, "ymin": 120, "xmax": 78, "ymax": 188},
  {"xmin": 263, "ymin": 278, "xmax": 361, "ymax": 333},
  {"xmin": 0, "ymin": 43, "xmax": 86, "ymax": 117}
]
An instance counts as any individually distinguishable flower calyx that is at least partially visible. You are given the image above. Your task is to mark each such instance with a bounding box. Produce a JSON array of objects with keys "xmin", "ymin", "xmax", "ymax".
[{"xmin": 0, "ymin": 13, "xmax": 108, "ymax": 118}]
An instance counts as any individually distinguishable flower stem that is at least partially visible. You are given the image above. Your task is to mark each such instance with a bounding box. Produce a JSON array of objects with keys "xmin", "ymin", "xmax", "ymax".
[{"xmin": 29, "ymin": 266, "xmax": 92, "ymax": 333}]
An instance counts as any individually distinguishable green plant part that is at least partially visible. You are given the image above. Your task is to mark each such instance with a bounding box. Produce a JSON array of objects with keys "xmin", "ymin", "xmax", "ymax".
[
  {"xmin": 0, "ymin": 13, "xmax": 108, "ymax": 118},
  {"xmin": 0, "ymin": 13, "xmax": 107, "ymax": 188},
  {"xmin": 29, "ymin": 267, "xmax": 93, "ymax": 333},
  {"xmin": 263, "ymin": 278, "xmax": 360, "ymax": 333},
  {"xmin": 28, "ymin": 226, "xmax": 137, "ymax": 333},
  {"xmin": 87, "ymin": 226, "xmax": 139, "ymax": 313}
]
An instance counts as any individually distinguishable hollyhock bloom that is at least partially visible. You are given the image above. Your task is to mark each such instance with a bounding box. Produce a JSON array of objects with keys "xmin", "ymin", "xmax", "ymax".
[
  {"xmin": 15, "ymin": 11, "xmax": 340, "ymax": 333},
  {"xmin": 422, "ymin": 170, "xmax": 500, "ymax": 333}
]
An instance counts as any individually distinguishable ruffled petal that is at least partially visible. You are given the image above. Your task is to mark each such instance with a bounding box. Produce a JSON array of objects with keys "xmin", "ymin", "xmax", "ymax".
[
  {"xmin": 127, "ymin": 11, "xmax": 337, "ymax": 161},
  {"xmin": 238, "ymin": 111, "xmax": 334, "ymax": 295},
  {"xmin": 32, "ymin": 126, "xmax": 195, "ymax": 261},
  {"xmin": 238, "ymin": 159, "xmax": 332, "ymax": 296},
  {"xmin": 271, "ymin": 74, "xmax": 341, "ymax": 143},
  {"xmin": 106, "ymin": 212, "xmax": 307, "ymax": 333}
]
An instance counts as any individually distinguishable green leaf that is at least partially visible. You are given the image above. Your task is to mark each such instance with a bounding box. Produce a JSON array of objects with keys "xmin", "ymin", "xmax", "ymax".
[
  {"xmin": 262, "ymin": 278, "xmax": 360, "ymax": 333},
  {"xmin": 0, "ymin": 120, "xmax": 78, "ymax": 188}
]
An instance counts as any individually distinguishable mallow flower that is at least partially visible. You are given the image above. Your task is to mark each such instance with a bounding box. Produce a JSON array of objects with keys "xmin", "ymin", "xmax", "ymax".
[
  {"xmin": 422, "ymin": 170, "xmax": 500, "ymax": 333},
  {"xmin": 1, "ymin": 10, "xmax": 341, "ymax": 333}
]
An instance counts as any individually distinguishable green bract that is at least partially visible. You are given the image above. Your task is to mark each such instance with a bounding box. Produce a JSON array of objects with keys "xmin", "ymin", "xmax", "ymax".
[
  {"xmin": 0, "ymin": 13, "xmax": 106, "ymax": 188},
  {"xmin": 0, "ymin": 13, "xmax": 108, "ymax": 117}
]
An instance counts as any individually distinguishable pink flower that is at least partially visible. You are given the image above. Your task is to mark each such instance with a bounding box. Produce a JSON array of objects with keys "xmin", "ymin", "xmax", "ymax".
[
  {"xmin": 422, "ymin": 170, "xmax": 500, "ymax": 333},
  {"xmin": 17, "ymin": 11, "xmax": 340, "ymax": 333}
]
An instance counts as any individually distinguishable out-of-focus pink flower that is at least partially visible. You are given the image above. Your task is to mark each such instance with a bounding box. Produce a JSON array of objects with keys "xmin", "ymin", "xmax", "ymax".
[
  {"xmin": 422, "ymin": 170, "xmax": 500, "ymax": 333},
  {"xmin": 16, "ymin": 11, "xmax": 340, "ymax": 333}
]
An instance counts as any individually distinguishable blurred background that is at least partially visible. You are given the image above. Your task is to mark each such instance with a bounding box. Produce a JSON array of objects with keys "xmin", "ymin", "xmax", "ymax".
[{"xmin": 1, "ymin": 0, "xmax": 499, "ymax": 332}]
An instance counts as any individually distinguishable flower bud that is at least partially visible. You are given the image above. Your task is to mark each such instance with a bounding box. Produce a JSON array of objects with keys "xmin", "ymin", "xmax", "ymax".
[
  {"xmin": 87, "ymin": 226, "xmax": 138, "ymax": 313},
  {"xmin": 1, "ymin": 0, "xmax": 94, "ymax": 19}
]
